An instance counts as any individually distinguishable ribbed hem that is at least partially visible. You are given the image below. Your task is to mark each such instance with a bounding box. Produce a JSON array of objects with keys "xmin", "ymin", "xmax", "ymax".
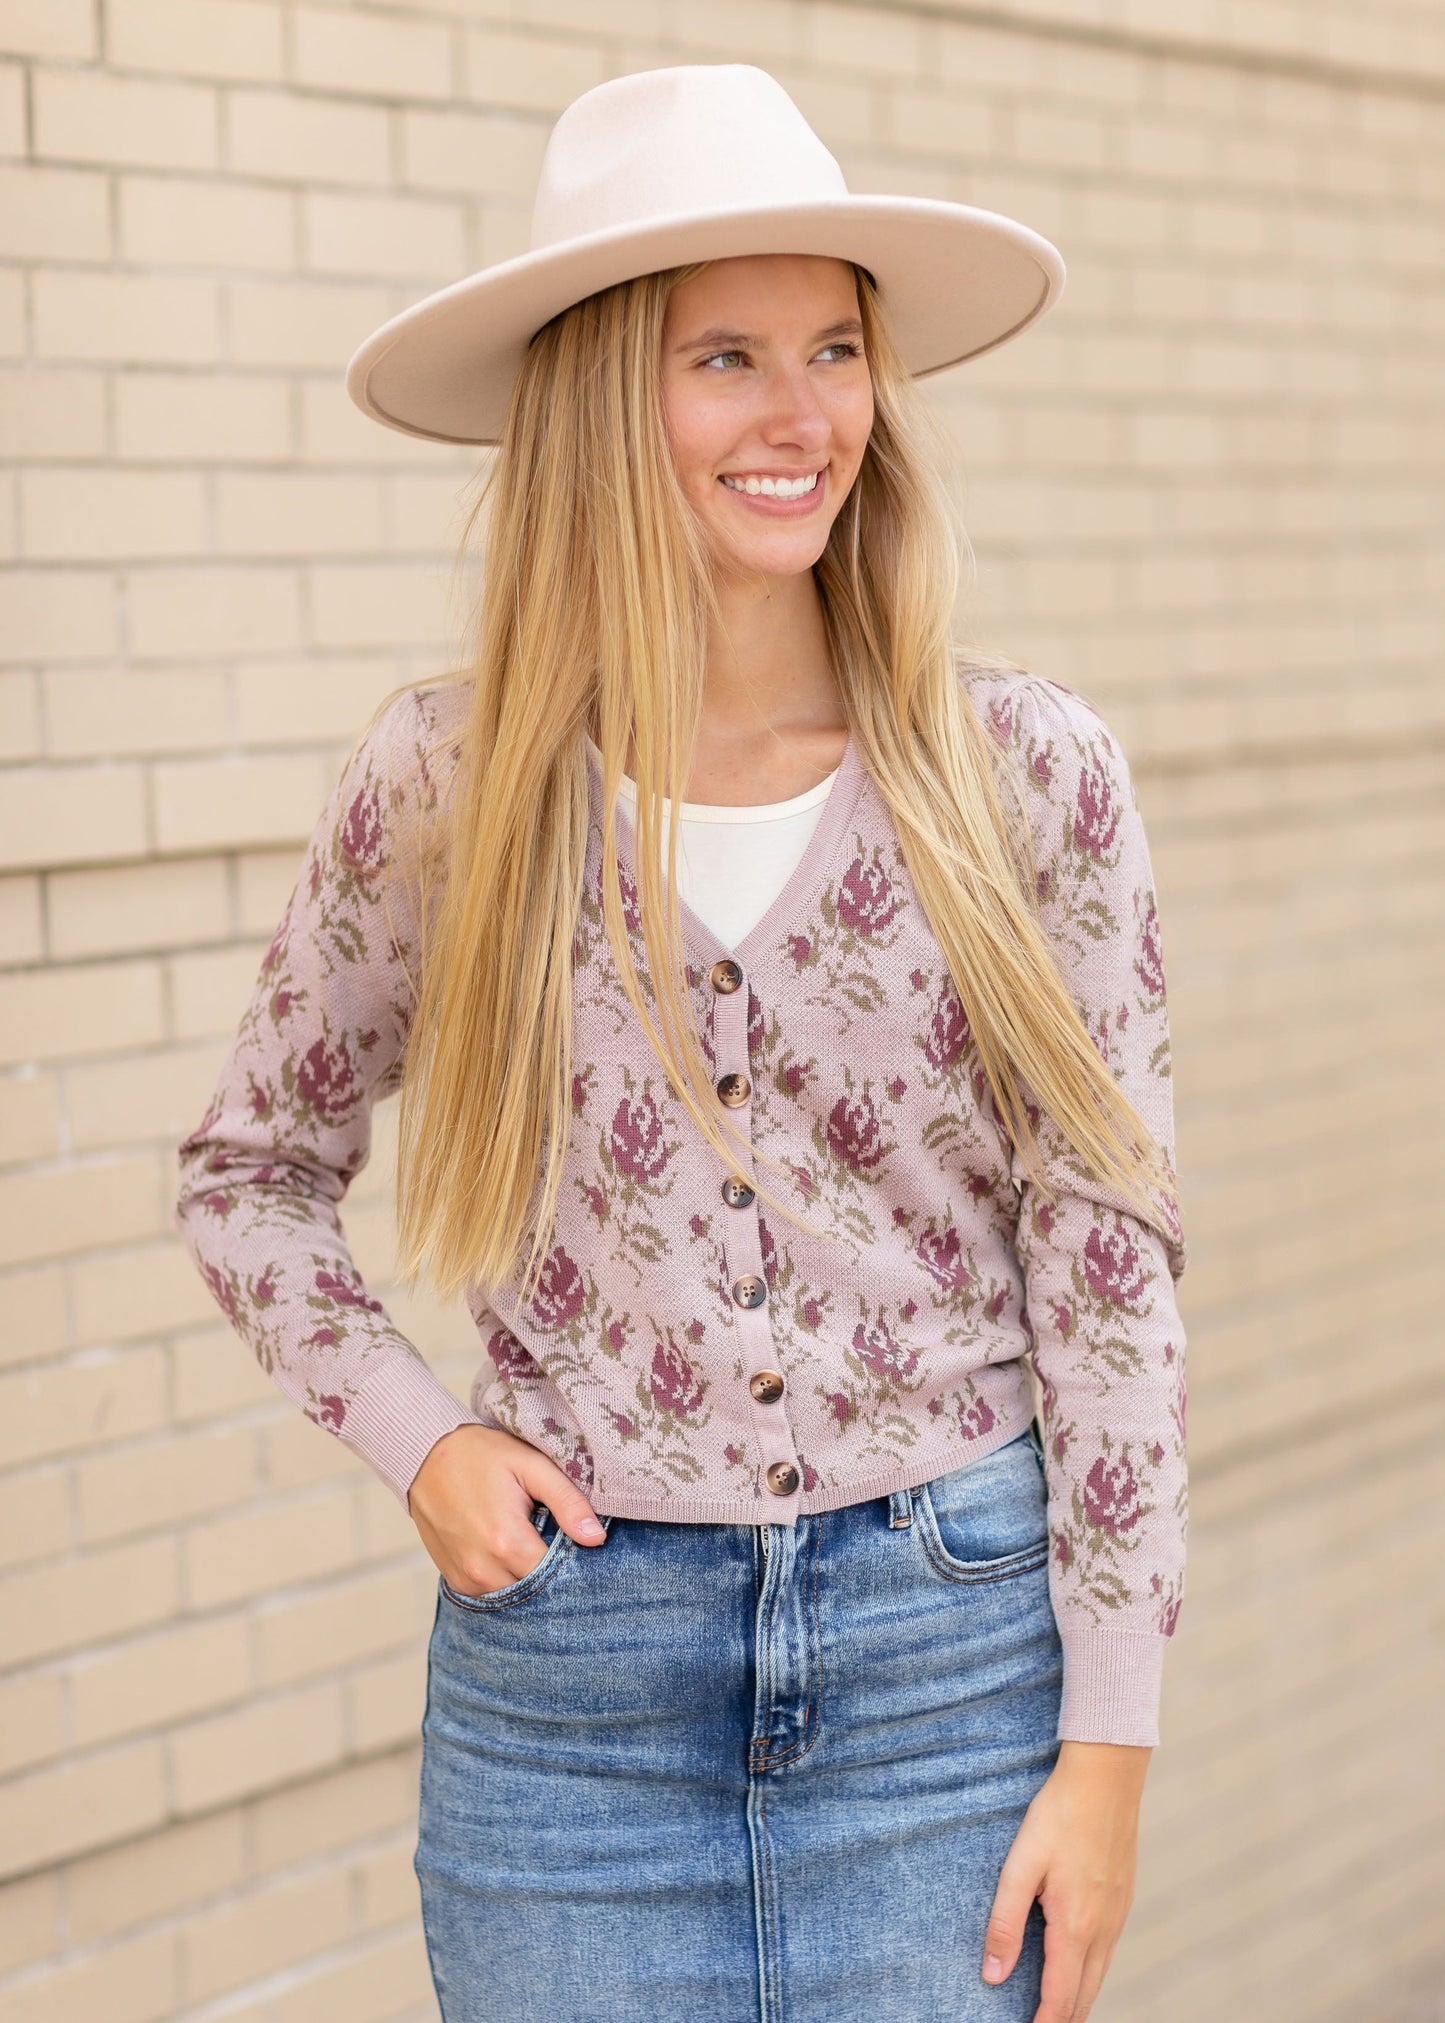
[
  {"xmin": 1057, "ymin": 1627, "xmax": 1168, "ymax": 1747},
  {"xmin": 570, "ymin": 1414, "xmax": 1038, "ymax": 1526},
  {"xmin": 339, "ymin": 1355, "xmax": 488, "ymax": 1512}
]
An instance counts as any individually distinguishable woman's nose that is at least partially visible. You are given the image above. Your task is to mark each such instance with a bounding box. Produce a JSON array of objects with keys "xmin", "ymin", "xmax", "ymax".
[{"xmin": 758, "ymin": 368, "xmax": 831, "ymax": 445}]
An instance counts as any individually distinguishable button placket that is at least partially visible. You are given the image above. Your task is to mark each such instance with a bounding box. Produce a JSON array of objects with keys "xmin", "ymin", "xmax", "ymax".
[{"xmin": 709, "ymin": 961, "xmax": 802, "ymax": 1517}]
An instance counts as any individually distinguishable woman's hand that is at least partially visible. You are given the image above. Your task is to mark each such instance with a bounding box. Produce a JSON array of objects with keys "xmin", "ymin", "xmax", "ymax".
[
  {"xmin": 981, "ymin": 1739, "xmax": 1151, "ymax": 2022},
  {"xmin": 406, "ymin": 1423, "xmax": 607, "ymax": 1597}
]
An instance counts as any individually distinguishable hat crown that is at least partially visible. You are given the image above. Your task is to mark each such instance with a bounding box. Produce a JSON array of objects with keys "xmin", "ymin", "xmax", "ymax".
[{"xmin": 530, "ymin": 64, "xmax": 849, "ymax": 253}]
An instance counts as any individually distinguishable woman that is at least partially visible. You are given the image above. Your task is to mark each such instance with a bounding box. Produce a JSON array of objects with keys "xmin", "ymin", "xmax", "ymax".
[{"xmin": 175, "ymin": 63, "xmax": 1187, "ymax": 2023}]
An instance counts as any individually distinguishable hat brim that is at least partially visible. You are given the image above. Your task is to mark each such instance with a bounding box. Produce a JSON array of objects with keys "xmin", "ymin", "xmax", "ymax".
[{"xmin": 344, "ymin": 196, "xmax": 1065, "ymax": 447}]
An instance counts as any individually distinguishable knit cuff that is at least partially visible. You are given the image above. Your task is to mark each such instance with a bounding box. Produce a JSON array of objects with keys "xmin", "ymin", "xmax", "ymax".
[
  {"xmin": 1056, "ymin": 1626, "xmax": 1169, "ymax": 1747},
  {"xmin": 338, "ymin": 1353, "xmax": 489, "ymax": 1511}
]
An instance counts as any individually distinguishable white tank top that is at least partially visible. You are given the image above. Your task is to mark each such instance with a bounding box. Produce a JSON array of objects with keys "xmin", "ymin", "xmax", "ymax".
[{"xmin": 585, "ymin": 736, "xmax": 841, "ymax": 949}]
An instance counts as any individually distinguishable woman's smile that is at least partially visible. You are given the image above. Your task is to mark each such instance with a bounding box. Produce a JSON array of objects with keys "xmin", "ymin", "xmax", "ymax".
[{"xmin": 717, "ymin": 465, "xmax": 827, "ymax": 514}]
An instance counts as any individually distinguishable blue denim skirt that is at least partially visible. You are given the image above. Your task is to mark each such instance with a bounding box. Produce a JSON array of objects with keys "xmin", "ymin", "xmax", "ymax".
[{"xmin": 415, "ymin": 1422, "xmax": 1063, "ymax": 2022}]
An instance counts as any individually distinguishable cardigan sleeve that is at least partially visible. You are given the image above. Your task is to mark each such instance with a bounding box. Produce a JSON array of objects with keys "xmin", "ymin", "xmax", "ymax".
[
  {"xmin": 171, "ymin": 686, "xmax": 486, "ymax": 1511},
  {"xmin": 1002, "ymin": 675, "xmax": 1189, "ymax": 1748}
]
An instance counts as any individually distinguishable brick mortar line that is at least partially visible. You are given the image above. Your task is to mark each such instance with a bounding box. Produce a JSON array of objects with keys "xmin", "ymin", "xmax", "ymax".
[
  {"xmin": 832, "ymin": 0, "xmax": 1445, "ymax": 104},
  {"xmin": 167, "ymin": 1919, "xmax": 426, "ymax": 2023},
  {"xmin": 1316, "ymin": 1951, "xmax": 1445, "ymax": 2023},
  {"xmin": 11, "ymin": 5, "xmax": 1445, "ymax": 112},
  {"xmin": 1133, "ymin": 724, "xmax": 1445, "ymax": 780},
  {"xmin": 0, "ymin": 1907, "xmax": 424, "ymax": 2008},
  {"xmin": 1119, "ymin": 1808, "xmax": 1445, "ymax": 1979},
  {"xmin": 36, "ymin": 1822, "xmax": 424, "ymax": 1963},
  {"xmin": 1183, "ymin": 1369, "xmax": 1445, "ymax": 1490},
  {"xmin": 0, "ymin": 1734, "xmax": 424, "ymax": 1893}
]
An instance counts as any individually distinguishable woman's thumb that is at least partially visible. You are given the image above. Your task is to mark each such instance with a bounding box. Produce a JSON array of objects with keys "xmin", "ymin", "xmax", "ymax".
[{"xmin": 515, "ymin": 1448, "xmax": 607, "ymax": 1546}]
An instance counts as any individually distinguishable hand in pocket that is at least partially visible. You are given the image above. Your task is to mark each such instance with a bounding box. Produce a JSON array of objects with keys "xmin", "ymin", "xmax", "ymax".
[{"xmin": 407, "ymin": 1423, "xmax": 607, "ymax": 1598}]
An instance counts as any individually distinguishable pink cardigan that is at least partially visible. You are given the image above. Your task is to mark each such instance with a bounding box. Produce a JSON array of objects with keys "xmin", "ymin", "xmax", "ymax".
[{"xmin": 174, "ymin": 667, "xmax": 1188, "ymax": 1747}]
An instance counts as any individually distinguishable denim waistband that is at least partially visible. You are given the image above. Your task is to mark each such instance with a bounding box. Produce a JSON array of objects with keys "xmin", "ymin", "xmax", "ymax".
[{"xmin": 882, "ymin": 1418, "xmax": 1040, "ymax": 1533}]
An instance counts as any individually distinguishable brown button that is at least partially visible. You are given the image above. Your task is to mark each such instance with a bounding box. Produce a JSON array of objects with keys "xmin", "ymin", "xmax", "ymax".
[
  {"xmin": 722, "ymin": 1174, "xmax": 756, "ymax": 1208},
  {"xmin": 732, "ymin": 1275, "xmax": 766, "ymax": 1309},
  {"xmin": 749, "ymin": 1369, "xmax": 785, "ymax": 1404},
  {"xmin": 710, "ymin": 959, "xmax": 743, "ymax": 994},
  {"xmin": 766, "ymin": 1461, "xmax": 800, "ymax": 1496},
  {"xmin": 716, "ymin": 1072, "xmax": 751, "ymax": 1108}
]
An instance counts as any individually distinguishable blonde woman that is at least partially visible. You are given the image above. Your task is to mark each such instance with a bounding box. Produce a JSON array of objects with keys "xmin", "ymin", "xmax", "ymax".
[{"xmin": 175, "ymin": 65, "xmax": 1188, "ymax": 2023}]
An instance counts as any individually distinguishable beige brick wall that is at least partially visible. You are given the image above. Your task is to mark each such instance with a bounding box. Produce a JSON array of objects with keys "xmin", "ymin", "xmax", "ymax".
[{"xmin": 1, "ymin": 3, "xmax": 1440, "ymax": 2018}]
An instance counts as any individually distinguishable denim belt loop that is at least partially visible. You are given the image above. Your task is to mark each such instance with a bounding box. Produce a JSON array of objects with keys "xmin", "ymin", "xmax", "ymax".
[{"xmin": 887, "ymin": 1487, "xmax": 913, "ymax": 1529}]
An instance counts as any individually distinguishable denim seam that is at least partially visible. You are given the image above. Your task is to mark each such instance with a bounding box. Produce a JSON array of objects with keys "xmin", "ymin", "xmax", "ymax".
[
  {"xmin": 921, "ymin": 1541, "xmax": 1050, "ymax": 1587},
  {"xmin": 915, "ymin": 1481, "xmax": 1051, "ymax": 1586},
  {"xmin": 749, "ymin": 1513, "xmax": 825, "ymax": 1774},
  {"xmin": 437, "ymin": 1529, "xmax": 576, "ymax": 1612},
  {"xmin": 753, "ymin": 1786, "xmax": 782, "ymax": 2023}
]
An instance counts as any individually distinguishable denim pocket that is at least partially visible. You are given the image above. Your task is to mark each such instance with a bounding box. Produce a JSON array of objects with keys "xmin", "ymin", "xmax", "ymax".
[
  {"xmin": 916, "ymin": 1428, "xmax": 1050, "ymax": 1585},
  {"xmin": 438, "ymin": 1502, "xmax": 578, "ymax": 1613}
]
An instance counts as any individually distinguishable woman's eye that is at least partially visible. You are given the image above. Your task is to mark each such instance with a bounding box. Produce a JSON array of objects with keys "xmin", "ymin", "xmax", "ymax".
[{"xmin": 699, "ymin": 341, "xmax": 863, "ymax": 371}]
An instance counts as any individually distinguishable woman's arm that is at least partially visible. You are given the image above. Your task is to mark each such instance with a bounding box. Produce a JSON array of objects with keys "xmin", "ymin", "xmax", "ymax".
[
  {"xmin": 171, "ymin": 686, "xmax": 487, "ymax": 1507},
  {"xmin": 996, "ymin": 672, "xmax": 1189, "ymax": 1751},
  {"xmin": 970, "ymin": 672, "xmax": 1188, "ymax": 2016}
]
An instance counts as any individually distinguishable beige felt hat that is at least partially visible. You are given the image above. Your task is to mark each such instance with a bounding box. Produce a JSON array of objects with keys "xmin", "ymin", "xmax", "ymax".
[{"xmin": 345, "ymin": 62, "xmax": 1066, "ymax": 447}]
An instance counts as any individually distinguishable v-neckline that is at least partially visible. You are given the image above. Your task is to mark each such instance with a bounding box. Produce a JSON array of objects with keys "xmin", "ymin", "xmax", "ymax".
[{"xmin": 584, "ymin": 731, "xmax": 869, "ymax": 976}]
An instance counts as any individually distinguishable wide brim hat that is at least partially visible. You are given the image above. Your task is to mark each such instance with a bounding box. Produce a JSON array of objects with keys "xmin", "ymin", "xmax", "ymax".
[{"xmin": 345, "ymin": 63, "xmax": 1066, "ymax": 448}]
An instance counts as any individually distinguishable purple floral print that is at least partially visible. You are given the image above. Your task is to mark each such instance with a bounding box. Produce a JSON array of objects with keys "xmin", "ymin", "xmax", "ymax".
[{"xmin": 173, "ymin": 666, "xmax": 1188, "ymax": 1747}]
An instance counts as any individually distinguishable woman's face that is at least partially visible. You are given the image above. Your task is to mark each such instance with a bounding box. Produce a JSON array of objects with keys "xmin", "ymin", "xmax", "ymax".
[{"xmin": 659, "ymin": 254, "xmax": 875, "ymax": 585}]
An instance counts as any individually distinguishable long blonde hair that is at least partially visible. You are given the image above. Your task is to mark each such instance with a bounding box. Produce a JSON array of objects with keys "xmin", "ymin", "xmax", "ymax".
[{"xmin": 376, "ymin": 259, "xmax": 1177, "ymax": 1308}]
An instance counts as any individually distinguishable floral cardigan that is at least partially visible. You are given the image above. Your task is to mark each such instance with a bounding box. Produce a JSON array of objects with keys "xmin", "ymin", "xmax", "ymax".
[{"xmin": 174, "ymin": 666, "xmax": 1188, "ymax": 1747}]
